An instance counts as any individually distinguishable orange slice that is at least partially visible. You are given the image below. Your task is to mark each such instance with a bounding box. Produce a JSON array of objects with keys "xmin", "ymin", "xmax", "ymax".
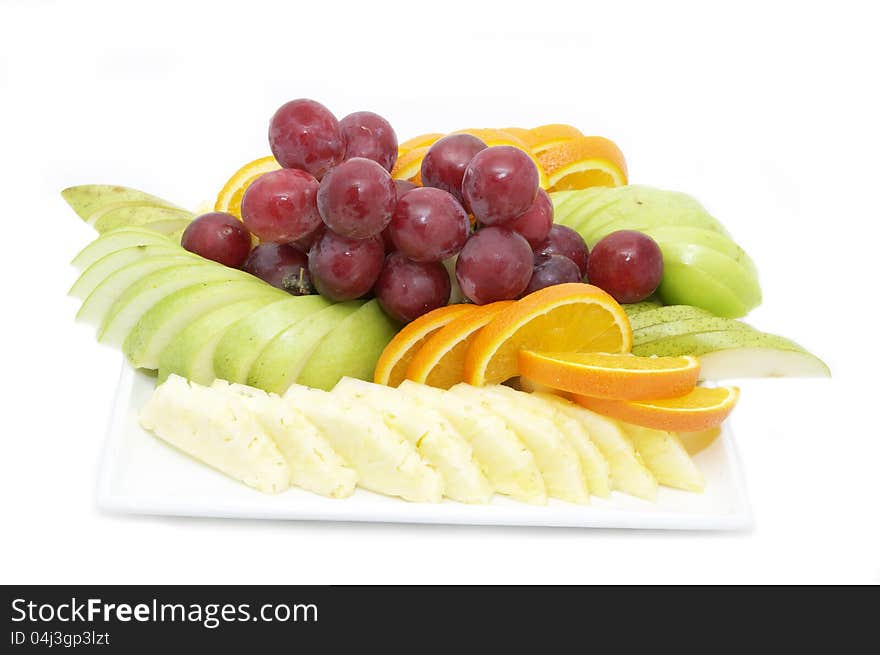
[
  {"xmin": 677, "ymin": 427, "xmax": 722, "ymax": 456},
  {"xmin": 373, "ymin": 304, "xmax": 477, "ymax": 387},
  {"xmin": 463, "ymin": 283, "xmax": 632, "ymax": 386},
  {"xmin": 214, "ymin": 156, "xmax": 281, "ymax": 219},
  {"xmin": 406, "ymin": 301, "xmax": 513, "ymax": 389},
  {"xmin": 573, "ymin": 386, "xmax": 739, "ymax": 432},
  {"xmin": 453, "ymin": 128, "xmax": 550, "ymax": 189},
  {"xmin": 518, "ymin": 351, "xmax": 700, "ymax": 400},
  {"xmin": 523, "ymin": 124, "xmax": 584, "ymax": 154},
  {"xmin": 501, "ymin": 127, "xmax": 531, "ymax": 141},
  {"xmin": 398, "ymin": 133, "xmax": 444, "ymax": 157},
  {"xmin": 390, "ymin": 145, "xmax": 430, "ymax": 184},
  {"xmin": 537, "ymin": 136, "xmax": 628, "ymax": 191}
]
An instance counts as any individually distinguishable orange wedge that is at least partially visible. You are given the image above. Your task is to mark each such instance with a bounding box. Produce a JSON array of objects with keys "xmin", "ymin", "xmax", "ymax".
[
  {"xmin": 463, "ymin": 283, "xmax": 632, "ymax": 386},
  {"xmin": 537, "ymin": 136, "xmax": 628, "ymax": 191},
  {"xmin": 391, "ymin": 145, "xmax": 430, "ymax": 184},
  {"xmin": 501, "ymin": 127, "xmax": 531, "ymax": 141},
  {"xmin": 406, "ymin": 301, "xmax": 514, "ymax": 389},
  {"xmin": 374, "ymin": 304, "xmax": 477, "ymax": 387},
  {"xmin": 523, "ymin": 123, "xmax": 584, "ymax": 154},
  {"xmin": 677, "ymin": 427, "xmax": 722, "ymax": 456},
  {"xmin": 574, "ymin": 386, "xmax": 739, "ymax": 432},
  {"xmin": 398, "ymin": 133, "xmax": 444, "ymax": 157},
  {"xmin": 518, "ymin": 351, "xmax": 700, "ymax": 400},
  {"xmin": 453, "ymin": 128, "xmax": 550, "ymax": 189},
  {"xmin": 215, "ymin": 156, "xmax": 281, "ymax": 219}
]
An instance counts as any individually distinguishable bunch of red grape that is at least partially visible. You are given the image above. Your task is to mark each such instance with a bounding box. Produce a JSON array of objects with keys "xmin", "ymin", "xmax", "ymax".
[{"xmin": 181, "ymin": 97, "xmax": 663, "ymax": 323}]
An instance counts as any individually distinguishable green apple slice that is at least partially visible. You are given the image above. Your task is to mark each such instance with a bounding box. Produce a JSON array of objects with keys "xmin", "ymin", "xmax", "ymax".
[
  {"xmin": 69, "ymin": 244, "xmax": 198, "ymax": 299},
  {"xmin": 124, "ymin": 279, "xmax": 287, "ymax": 370},
  {"xmin": 333, "ymin": 377, "xmax": 493, "ymax": 504},
  {"xmin": 283, "ymin": 384, "xmax": 444, "ymax": 502},
  {"xmin": 537, "ymin": 393, "xmax": 658, "ymax": 501},
  {"xmin": 633, "ymin": 316, "xmax": 754, "ymax": 346},
  {"xmin": 131, "ymin": 218, "xmax": 193, "ymax": 236},
  {"xmin": 452, "ymin": 383, "xmax": 590, "ymax": 504},
  {"xmin": 61, "ymin": 185, "xmax": 183, "ymax": 224},
  {"xmin": 93, "ymin": 205, "xmax": 194, "ymax": 233},
  {"xmin": 247, "ymin": 302, "xmax": 361, "ymax": 394},
  {"xmin": 213, "ymin": 295, "xmax": 331, "ymax": 384},
  {"xmin": 632, "ymin": 329, "xmax": 830, "ymax": 379},
  {"xmin": 297, "ymin": 299, "xmax": 398, "ymax": 391},
  {"xmin": 157, "ymin": 296, "xmax": 286, "ymax": 384},
  {"xmin": 76, "ymin": 254, "xmax": 201, "ymax": 326},
  {"xmin": 397, "ymin": 381, "xmax": 546, "ymax": 504},
  {"xmin": 658, "ymin": 262, "xmax": 754, "ymax": 319},
  {"xmin": 643, "ymin": 225, "xmax": 759, "ymax": 278},
  {"xmin": 98, "ymin": 262, "xmax": 254, "ymax": 346},
  {"xmin": 70, "ymin": 228, "xmax": 173, "ymax": 270},
  {"xmin": 619, "ymin": 424, "xmax": 704, "ymax": 492},
  {"xmin": 550, "ymin": 187, "xmax": 621, "ymax": 231}
]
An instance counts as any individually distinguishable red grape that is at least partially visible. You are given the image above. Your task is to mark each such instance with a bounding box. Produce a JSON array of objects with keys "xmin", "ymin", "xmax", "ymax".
[
  {"xmin": 375, "ymin": 252, "xmax": 451, "ymax": 323},
  {"xmin": 523, "ymin": 254, "xmax": 581, "ymax": 296},
  {"xmin": 420, "ymin": 134, "xmax": 487, "ymax": 203},
  {"xmin": 340, "ymin": 111, "xmax": 398, "ymax": 172},
  {"xmin": 394, "ymin": 179, "xmax": 418, "ymax": 195},
  {"xmin": 317, "ymin": 157, "xmax": 397, "ymax": 239},
  {"xmin": 455, "ymin": 227, "xmax": 533, "ymax": 304},
  {"xmin": 181, "ymin": 212, "xmax": 252, "ymax": 268},
  {"xmin": 308, "ymin": 230, "xmax": 385, "ymax": 301},
  {"xmin": 461, "ymin": 146, "xmax": 538, "ymax": 226},
  {"xmin": 243, "ymin": 243, "xmax": 313, "ymax": 295},
  {"xmin": 587, "ymin": 230, "xmax": 664, "ymax": 303},
  {"xmin": 507, "ymin": 188, "xmax": 553, "ymax": 247},
  {"xmin": 291, "ymin": 223, "xmax": 326, "ymax": 252},
  {"xmin": 534, "ymin": 224, "xmax": 590, "ymax": 277},
  {"xmin": 268, "ymin": 98, "xmax": 344, "ymax": 179},
  {"xmin": 240, "ymin": 168, "xmax": 322, "ymax": 243},
  {"xmin": 388, "ymin": 187, "xmax": 469, "ymax": 262}
]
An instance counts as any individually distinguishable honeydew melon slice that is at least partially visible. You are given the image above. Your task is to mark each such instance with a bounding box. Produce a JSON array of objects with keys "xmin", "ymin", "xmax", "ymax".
[
  {"xmin": 283, "ymin": 384, "xmax": 444, "ymax": 502},
  {"xmin": 157, "ymin": 296, "xmax": 286, "ymax": 385},
  {"xmin": 333, "ymin": 377, "xmax": 493, "ymax": 504},
  {"xmin": 124, "ymin": 279, "xmax": 287, "ymax": 370},
  {"xmin": 70, "ymin": 228, "xmax": 172, "ymax": 270},
  {"xmin": 62, "ymin": 185, "xmax": 183, "ymax": 224},
  {"xmin": 69, "ymin": 244, "xmax": 199, "ymax": 299},
  {"xmin": 297, "ymin": 299, "xmax": 398, "ymax": 391},
  {"xmin": 397, "ymin": 381, "xmax": 546, "ymax": 504},
  {"xmin": 98, "ymin": 262, "xmax": 254, "ymax": 346},
  {"xmin": 93, "ymin": 204, "xmax": 194, "ymax": 233},
  {"xmin": 451, "ymin": 383, "xmax": 590, "ymax": 504},
  {"xmin": 76, "ymin": 254, "xmax": 201, "ymax": 326},
  {"xmin": 213, "ymin": 295, "xmax": 331, "ymax": 384},
  {"xmin": 246, "ymin": 302, "xmax": 361, "ymax": 394}
]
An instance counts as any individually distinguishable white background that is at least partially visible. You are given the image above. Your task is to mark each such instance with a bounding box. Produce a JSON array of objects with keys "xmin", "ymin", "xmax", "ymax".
[{"xmin": 1, "ymin": 0, "xmax": 878, "ymax": 584}]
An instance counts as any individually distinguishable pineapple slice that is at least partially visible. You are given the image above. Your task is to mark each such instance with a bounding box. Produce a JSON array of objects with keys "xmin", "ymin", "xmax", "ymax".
[
  {"xmin": 212, "ymin": 380, "xmax": 358, "ymax": 499},
  {"xmin": 140, "ymin": 375, "xmax": 290, "ymax": 494},
  {"xmin": 618, "ymin": 424, "xmax": 705, "ymax": 492},
  {"xmin": 536, "ymin": 393, "xmax": 658, "ymax": 501},
  {"xmin": 487, "ymin": 385, "xmax": 611, "ymax": 498},
  {"xmin": 333, "ymin": 378, "xmax": 493, "ymax": 503},
  {"xmin": 398, "ymin": 381, "xmax": 546, "ymax": 504},
  {"xmin": 283, "ymin": 384, "xmax": 443, "ymax": 503},
  {"xmin": 451, "ymin": 384, "xmax": 590, "ymax": 504}
]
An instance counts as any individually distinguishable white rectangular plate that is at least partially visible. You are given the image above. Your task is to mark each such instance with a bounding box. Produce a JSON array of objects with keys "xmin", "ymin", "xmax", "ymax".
[{"xmin": 98, "ymin": 365, "xmax": 752, "ymax": 530}]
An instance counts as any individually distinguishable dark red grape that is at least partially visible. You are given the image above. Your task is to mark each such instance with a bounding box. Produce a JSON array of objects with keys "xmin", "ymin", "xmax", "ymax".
[
  {"xmin": 268, "ymin": 98, "xmax": 344, "ymax": 179},
  {"xmin": 507, "ymin": 188, "xmax": 553, "ymax": 247},
  {"xmin": 375, "ymin": 252, "xmax": 451, "ymax": 323},
  {"xmin": 587, "ymin": 230, "xmax": 664, "ymax": 303},
  {"xmin": 308, "ymin": 230, "xmax": 385, "ymax": 301},
  {"xmin": 243, "ymin": 243, "xmax": 313, "ymax": 295},
  {"xmin": 388, "ymin": 187, "xmax": 469, "ymax": 263},
  {"xmin": 317, "ymin": 157, "xmax": 397, "ymax": 239},
  {"xmin": 340, "ymin": 111, "xmax": 398, "ymax": 172},
  {"xmin": 461, "ymin": 146, "xmax": 539, "ymax": 225},
  {"xmin": 420, "ymin": 134, "xmax": 487, "ymax": 203},
  {"xmin": 394, "ymin": 179, "xmax": 418, "ymax": 195},
  {"xmin": 181, "ymin": 212, "xmax": 251, "ymax": 268},
  {"xmin": 290, "ymin": 223, "xmax": 326, "ymax": 252},
  {"xmin": 534, "ymin": 224, "xmax": 590, "ymax": 277},
  {"xmin": 523, "ymin": 254, "xmax": 581, "ymax": 296},
  {"xmin": 240, "ymin": 168, "xmax": 322, "ymax": 243},
  {"xmin": 455, "ymin": 227, "xmax": 532, "ymax": 304}
]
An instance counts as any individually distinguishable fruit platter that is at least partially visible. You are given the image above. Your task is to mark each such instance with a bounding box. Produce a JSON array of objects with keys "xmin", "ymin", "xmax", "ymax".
[{"xmin": 66, "ymin": 98, "xmax": 828, "ymax": 528}]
